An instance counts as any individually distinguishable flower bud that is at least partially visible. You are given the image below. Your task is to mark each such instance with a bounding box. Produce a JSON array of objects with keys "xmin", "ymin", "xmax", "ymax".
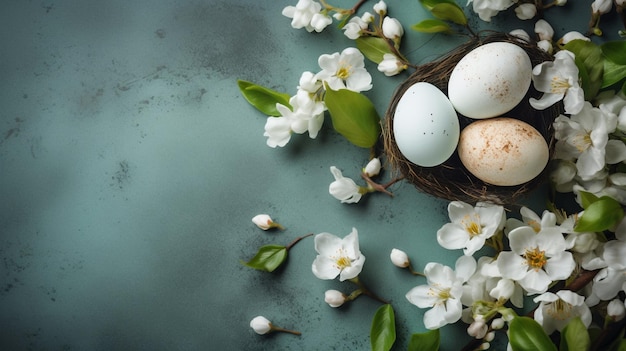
[
  {"xmin": 252, "ymin": 214, "xmax": 282, "ymax": 230},
  {"xmin": 491, "ymin": 317, "xmax": 505, "ymax": 330},
  {"xmin": 607, "ymin": 299, "xmax": 626, "ymax": 321},
  {"xmin": 377, "ymin": 54, "xmax": 404, "ymax": 77},
  {"xmin": 485, "ymin": 331, "xmax": 495, "ymax": 342},
  {"xmin": 515, "ymin": 3, "xmax": 536, "ymax": 20},
  {"xmin": 559, "ymin": 31, "xmax": 590, "ymax": 45},
  {"xmin": 534, "ymin": 19, "xmax": 554, "ymax": 41},
  {"xmin": 310, "ymin": 13, "xmax": 332, "ymax": 33},
  {"xmin": 364, "ymin": 158, "xmax": 382, "ymax": 177},
  {"xmin": 382, "ymin": 17, "xmax": 403, "ymax": 39},
  {"xmin": 373, "ymin": 0, "xmax": 387, "ymax": 15},
  {"xmin": 555, "ymin": 0, "xmax": 567, "ymax": 5},
  {"xmin": 250, "ymin": 316, "xmax": 272, "ymax": 335},
  {"xmin": 592, "ymin": 0, "xmax": 612, "ymax": 14},
  {"xmin": 324, "ymin": 289, "xmax": 347, "ymax": 307},
  {"xmin": 390, "ymin": 248, "xmax": 410, "ymax": 268},
  {"xmin": 467, "ymin": 318, "xmax": 488, "ymax": 339},
  {"xmin": 537, "ymin": 40, "xmax": 553, "ymax": 54},
  {"xmin": 509, "ymin": 29, "xmax": 530, "ymax": 42}
]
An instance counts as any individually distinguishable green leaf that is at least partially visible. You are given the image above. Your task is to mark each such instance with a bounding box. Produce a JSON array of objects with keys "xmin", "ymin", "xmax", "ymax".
[
  {"xmin": 560, "ymin": 317, "xmax": 590, "ymax": 351},
  {"xmin": 602, "ymin": 59, "xmax": 626, "ymax": 88},
  {"xmin": 323, "ymin": 86, "xmax": 381, "ymax": 148},
  {"xmin": 419, "ymin": 0, "xmax": 458, "ymax": 11},
  {"xmin": 430, "ymin": 3, "xmax": 467, "ymax": 25},
  {"xmin": 509, "ymin": 316, "xmax": 557, "ymax": 351},
  {"xmin": 370, "ymin": 304, "xmax": 396, "ymax": 351},
  {"xmin": 407, "ymin": 329, "xmax": 440, "ymax": 351},
  {"xmin": 575, "ymin": 196, "xmax": 624, "ymax": 232},
  {"xmin": 356, "ymin": 37, "xmax": 392, "ymax": 64},
  {"xmin": 411, "ymin": 19, "xmax": 452, "ymax": 34},
  {"xmin": 602, "ymin": 41, "xmax": 626, "ymax": 65},
  {"xmin": 564, "ymin": 40, "xmax": 604, "ymax": 100},
  {"xmin": 237, "ymin": 80, "xmax": 291, "ymax": 117},
  {"xmin": 242, "ymin": 244, "xmax": 288, "ymax": 272},
  {"xmin": 579, "ymin": 191, "xmax": 599, "ymax": 209}
]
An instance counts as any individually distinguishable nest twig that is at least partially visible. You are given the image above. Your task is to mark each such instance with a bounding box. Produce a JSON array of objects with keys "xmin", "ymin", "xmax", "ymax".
[{"xmin": 382, "ymin": 31, "xmax": 562, "ymax": 205}]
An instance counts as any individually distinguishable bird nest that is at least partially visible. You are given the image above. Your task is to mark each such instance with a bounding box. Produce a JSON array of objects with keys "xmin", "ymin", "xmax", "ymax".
[{"xmin": 382, "ymin": 32, "xmax": 562, "ymax": 205}]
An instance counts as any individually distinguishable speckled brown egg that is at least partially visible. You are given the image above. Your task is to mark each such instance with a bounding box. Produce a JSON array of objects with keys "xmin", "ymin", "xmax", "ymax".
[
  {"xmin": 458, "ymin": 118, "xmax": 549, "ymax": 186},
  {"xmin": 448, "ymin": 42, "xmax": 532, "ymax": 119}
]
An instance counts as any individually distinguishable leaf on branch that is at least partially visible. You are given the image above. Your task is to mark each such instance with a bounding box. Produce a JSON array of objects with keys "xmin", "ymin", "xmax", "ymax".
[
  {"xmin": 560, "ymin": 317, "xmax": 590, "ymax": 351},
  {"xmin": 430, "ymin": 3, "xmax": 467, "ymax": 25},
  {"xmin": 237, "ymin": 80, "xmax": 291, "ymax": 117},
  {"xmin": 411, "ymin": 19, "xmax": 452, "ymax": 34},
  {"xmin": 563, "ymin": 40, "xmax": 604, "ymax": 100},
  {"xmin": 419, "ymin": 0, "xmax": 458, "ymax": 11},
  {"xmin": 574, "ymin": 196, "xmax": 624, "ymax": 233},
  {"xmin": 323, "ymin": 85, "xmax": 381, "ymax": 148},
  {"xmin": 370, "ymin": 304, "xmax": 396, "ymax": 351},
  {"xmin": 508, "ymin": 316, "xmax": 557, "ymax": 351},
  {"xmin": 407, "ymin": 329, "xmax": 440, "ymax": 351},
  {"xmin": 356, "ymin": 37, "xmax": 393, "ymax": 64},
  {"xmin": 242, "ymin": 244, "xmax": 288, "ymax": 272}
]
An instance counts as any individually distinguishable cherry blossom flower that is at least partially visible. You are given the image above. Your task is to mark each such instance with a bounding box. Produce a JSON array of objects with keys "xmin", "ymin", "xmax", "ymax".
[
  {"xmin": 467, "ymin": 0, "xmax": 516, "ymax": 22},
  {"xmin": 342, "ymin": 15, "xmax": 369, "ymax": 39},
  {"xmin": 328, "ymin": 166, "xmax": 364, "ymax": 204},
  {"xmin": 282, "ymin": 0, "xmax": 331, "ymax": 33},
  {"xmin": 316, "ymin": 47, "xmax": 372, "ymax": 92},
  {"xmin": 497, "ymin": 226, "xmax": 575, "ymax": 294},
  {"xmin": 559, "ymin": 31, "xmax": 590, "ymax": 45},
  {"xmin": 553, "ymin": 102, "xmax": 618, "ymax": 180},
  {"xmin": 264, "ymin": 112, "xmax": 293, "ymax": 148},
  {"xmin": 406, "ymin": 255, "xmax": 476, "ymax": 329},
  {"xmin": 312, "ymin": 228, "xmax": 365, "ymax": 281},
  {"xmin": 377, "ymin": 53, "xmax": 406, "ymax": 76},
  {"xmin": 436, "ymin": 201, "xmax": 505, "ymax": 256},
  {"xmin": 505, "ymin": 206, "xmax": 558, "ymax": 234},
  {"xmin": 533, "ymin": 290, "xmax": 591, "ymax": 334},
  {"xmin": 530, "ymin": 50, "xmax": 584, "ymax": 115},
  {"xmin": 591, "ymin": 237, "xmax": 626, "ymax": 301},
  {"xmin": 592, "ymin": 0, "xmax": 612, "ymax": 14}
]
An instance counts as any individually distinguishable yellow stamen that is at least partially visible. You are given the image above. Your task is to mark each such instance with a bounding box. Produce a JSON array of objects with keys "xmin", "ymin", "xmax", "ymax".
[
  {"xmin": 550, "ymin": 76, "xmax": 571, "ymax": 93},
  {"xmin": 528, "ymin": 220, "xmax": 541, "ymax": 233},
  {"xmin": 547, "ymin": 299, "xmax": 573, "ymax": 320},
  {"xmin": 336, "ymin": 66, "xmax": 351, "ymax": 79},
  {"xmin": 571, "ymin": 132, "xmax": 592, "ymax": 152},
  {"xmin": 462, "ymin": 214, "xmax": 482, "ymax": 238},
  {"xmin": 524, "ymin": 247, "xmax": 547, "ymax": 271},
  {"xmin": 335, "ymin": 256, "xmax": 351, "ymax": 270}
]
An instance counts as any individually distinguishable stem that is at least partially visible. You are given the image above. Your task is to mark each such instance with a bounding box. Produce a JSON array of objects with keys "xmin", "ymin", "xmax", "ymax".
[
  {"xmin": 407, "ymin": 262, "xmax": 425, "ymax": 277},
  {"xmin": 285, "ymin": 233, "xmax": 314, "ymax": 251},
  {"xmin": 361, "ymin": 173, "xmax": 404, "ymax": 197},
  {"xmin": 349, "ymin": 276, "xmax": 389, "ymax": 304},
  {"xmin": 271, "ymin": 325, "xmax": 302, "ymax": 336}
]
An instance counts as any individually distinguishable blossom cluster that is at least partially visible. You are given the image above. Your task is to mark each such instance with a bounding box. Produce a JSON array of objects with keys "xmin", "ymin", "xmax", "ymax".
[{"xmin": 264, "ymin": 46, "xmax": 372, "ymax": 148}]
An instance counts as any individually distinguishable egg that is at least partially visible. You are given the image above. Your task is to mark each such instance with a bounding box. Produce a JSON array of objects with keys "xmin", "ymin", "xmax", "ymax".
[
  {"xmin": 448, "ymin": 42, "xmax": 532, "ymax": 119},
  {"xmin": 393, "ymin": 82, "xmax": 459, "ymax": 167},
  {"xmin": 458, "ymin": 118, "xmax": 548, "ymax": 186}
]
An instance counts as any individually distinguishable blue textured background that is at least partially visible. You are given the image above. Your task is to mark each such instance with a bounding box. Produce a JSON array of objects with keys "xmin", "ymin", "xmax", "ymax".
[{"xmin": 0, "ymin": 1, "xmax": 620, "ymax": 350}]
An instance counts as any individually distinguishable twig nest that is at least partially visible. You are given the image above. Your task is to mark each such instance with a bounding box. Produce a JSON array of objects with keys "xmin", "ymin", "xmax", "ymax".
[{"xmin": 382, "ymin": 32, "xmax": 561, "ymax": 205}]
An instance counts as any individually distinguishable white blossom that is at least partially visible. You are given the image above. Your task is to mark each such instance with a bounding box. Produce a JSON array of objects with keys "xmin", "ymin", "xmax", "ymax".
[
  {"xmin": 436, "ymin": 201, "xmax": 505, "ymax": 256},
  {"xmin": 316, "ymin": 47, "xmax": 373, "ymax": 92},
  {"xmin": 592, "ymin": 0, "xmax": 612, "ymax": 14},
  {"xmin": 363, "ymin": 157, "xmax": 382, "ymax": 177},
  {"xmin": 373, "ymin": 0, "xmax": 387, "ymax": 15},
  {"xmin": 312, "ymin": 227, "xmax": 365, "ymax": 281},
  {"xmin": 607, "ymin": 299, "xmax": 626, "ymax": 321},
  {"xmin": 467, "ymin": 0, "xmax": 516, "ymax": 22},
  {"xmin": 533, "ymin": 290, "xmax": 591, "ymax": 334},
  {"xmin": 329, "ymin": 166, "xmax": 363, "ymax": 204},
  {"xmin": 530, "ymin": 50, "xmax": 584, "ymax": 115},
  {"xmin": 250, "ymin": 316, "xmax": 272, "ymax": 335},
  {"xmin": 534, "ymin": 19, "xmax": 554, "ymax": 41},
  {"xmin": 406, "ymin": 256, "xmax": 476, "ymax": 329},
  {"xmin": 390, "ymin": 248, "xmax": 410, "ymax": 268},
  {"xmin": 382, "ymin": 17, "xmax": 404, "ymax": 39},
  {"xmin": 324, "ymin": 289, "xmax": 347, "ymax": 307},
  {"xmin": 282, "ymin": 0, "xmax": 326, "ymax": 32}
]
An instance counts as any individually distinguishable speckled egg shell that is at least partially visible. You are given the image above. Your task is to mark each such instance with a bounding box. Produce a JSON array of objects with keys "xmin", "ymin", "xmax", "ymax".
[
  {"xmin": 448, "ymin": 42, "xmax": 532, "ymax": 119},
  {"xmin": 393, "ymin": 82, "xmax": 460, "ymax": 167},
  {"xmin": 458, "ymin": 118, "xmax": 549, "ymax": 186}
]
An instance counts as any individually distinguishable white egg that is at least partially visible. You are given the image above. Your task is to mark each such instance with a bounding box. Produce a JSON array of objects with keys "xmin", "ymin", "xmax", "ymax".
[
  {"xmin": 458, "ymin": 118, "xmax": 549, "ymax": 186},
  {"xmin": 393, "ymin": 82, "xmax": 460, "ymax": 167},
  {"xmin": 448, "ymin": 42, "xmax": 532, "ymax": 119}
]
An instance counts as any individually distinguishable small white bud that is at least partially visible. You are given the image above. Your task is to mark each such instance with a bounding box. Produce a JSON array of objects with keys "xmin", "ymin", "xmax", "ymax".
[
  {"xmin": 509, "ymin": 29, "xmax": 530, "ymax": 42},
  {"xmin": 555, "ymin": 0, "xmax": 567, "ymax": 5},
  {"xmin": 560, "ymin": 31, "xmax": 590, "ymax": 45},
  {"xmin": 252, "ymin": 214, "xmax": 282, "ymax": 230},
  {"xmin": 364, "ymin": 158, "xmax": 382, "ymax": 177},
  {"xmin": 537, "ymin": 40, "xmax": 553, "ymax": 54},
  {"xmin": 390, "ymin": 248, "xmax": 410, "ymax": 268},
  {"xmin": 534, "ymin": 19, "xmax": 554, "ymax": 41},
  {"xmin": 607, "ymin": 299, "xmax": 626, "ymax": 321},
  {"xmin": 250, "ymin": 316, "xmax": 272, "ymax": 335},
  {"xmin": 479, "ymin": 342, "xmax": 490, "ymax": 350},
  {"xmin": 361, "ymin": 11, "xmax": 374, "ymax": 23},
  {"xmin": 373, "ymin": 0, "xmax": 387, "ymax": 15},
  {"xmin": 467, "ymin": 319, "xmax": 488, "ymax": 339},
  {"xmin": 491, "ymin": 317, "xmax": 505, "ymax": 330},
  {"xmin": 484, "ymin": 331, "xmax": 495, "ymax": 342},
  {"xmin": 382, "ymin": 17, "xmax": 403, "ymax": 39},
  {"xmin": 324, "ymin": 289, "xmax": 347, "ymax": 308},
  {"xmin": 515, "ymin": 4, "xmax": 536, "ymax": 20}
]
